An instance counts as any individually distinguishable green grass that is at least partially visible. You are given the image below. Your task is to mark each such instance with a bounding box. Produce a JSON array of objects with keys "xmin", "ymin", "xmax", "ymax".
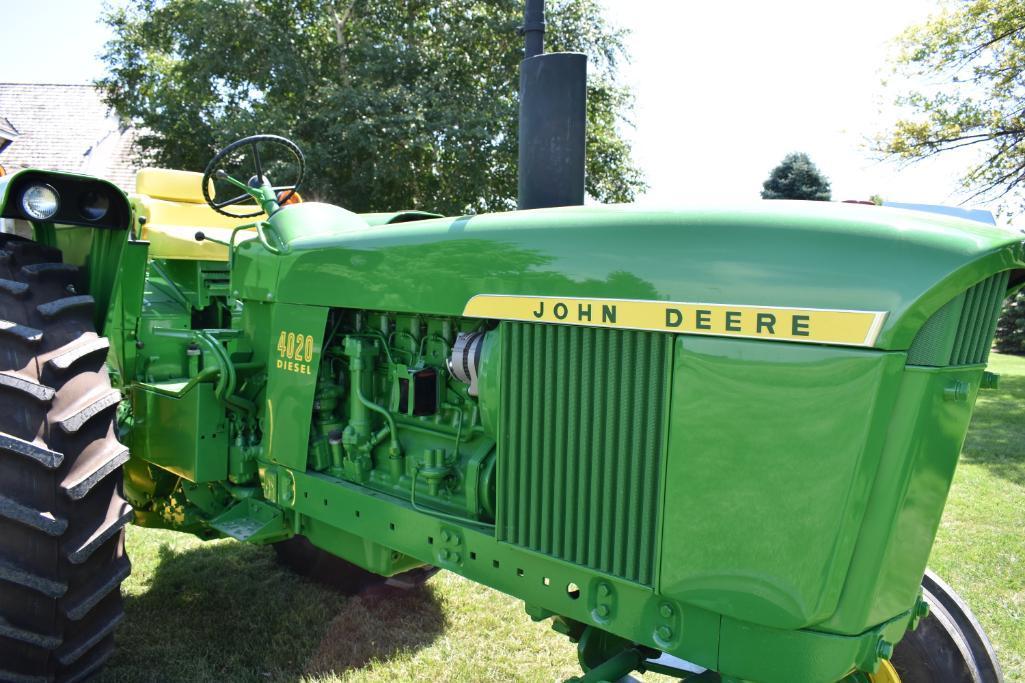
[{"xmin": 98, "ymin": 355, "xmax": 1025, "ymax": 682}]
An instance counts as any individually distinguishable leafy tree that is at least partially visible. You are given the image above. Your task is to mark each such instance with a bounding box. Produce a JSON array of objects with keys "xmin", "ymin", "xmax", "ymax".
[
  {"xmin": 98, "ymin": 0, "xmax": 645, "ymax": 215},
  {"xmin": 760, "ymin": 152, "xmax": 832, "ymax": 200},
  {"xmin": 877, "ymin": 0, "xmax": 1025, "ymax": 206}
]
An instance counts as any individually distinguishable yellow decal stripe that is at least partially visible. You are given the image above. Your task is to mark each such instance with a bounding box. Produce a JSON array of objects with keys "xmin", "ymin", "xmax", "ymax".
[{"xmin": 463, "ymin": 295, "xmax": 887, "ymax": 347}]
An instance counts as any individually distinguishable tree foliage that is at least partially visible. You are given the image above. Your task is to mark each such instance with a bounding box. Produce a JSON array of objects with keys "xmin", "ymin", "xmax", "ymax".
[
  {"xmin": 996, "ymin": 290, "xmax": 1025, "ymax": 354},
  {"xmin": 99, "ymin": 0, "xmax": 645, "ymax": 214},
  {"xmin": 878, "ymin": 0, "xmax": 1025, "ymax": 206},
  {"xmin": 760, "ymin": 152, "xmax": 832, "ymax": 201}
]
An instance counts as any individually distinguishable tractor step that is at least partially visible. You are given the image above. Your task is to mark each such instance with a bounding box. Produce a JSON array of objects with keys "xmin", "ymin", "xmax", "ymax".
[{"xmin": 209, "ymin": 499, "xmax": 289, "ymax": 544}]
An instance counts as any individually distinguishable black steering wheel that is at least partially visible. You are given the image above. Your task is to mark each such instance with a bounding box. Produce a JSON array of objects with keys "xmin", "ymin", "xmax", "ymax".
[{"xmin": 201, "ymin": 134, "xmax": 305, "ymax": 218}]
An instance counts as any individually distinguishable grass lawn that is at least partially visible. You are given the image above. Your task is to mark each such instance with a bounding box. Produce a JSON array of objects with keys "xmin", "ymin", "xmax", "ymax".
[{"xmin": 97, "ymin": 355, "xmax": 1025, "ymax": 683}]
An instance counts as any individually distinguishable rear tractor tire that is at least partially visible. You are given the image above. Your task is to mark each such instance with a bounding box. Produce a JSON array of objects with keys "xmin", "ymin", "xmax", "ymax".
[
  {"xmin": 273, "ymin": 535, "xmax": 437, "ymax": 594},
  {"xmin": 0, "ymin": 236, "xmax": 132, "ymax": 683}
]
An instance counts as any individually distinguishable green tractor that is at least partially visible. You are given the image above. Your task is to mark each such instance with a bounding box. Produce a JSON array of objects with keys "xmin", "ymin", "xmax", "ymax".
[{"xmin": 0, "ymin": 6, "xmax": 1016, "ymax": 682}]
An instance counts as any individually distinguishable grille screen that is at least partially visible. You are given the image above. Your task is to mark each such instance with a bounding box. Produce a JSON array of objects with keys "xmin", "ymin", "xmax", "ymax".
[
  {"xmin": 496, "ymin": 322, "xmax": 669, "ymax": 586},
  {"xmin": 908, "ymin": 271, "xmax": 1009, "ymax": 366}
]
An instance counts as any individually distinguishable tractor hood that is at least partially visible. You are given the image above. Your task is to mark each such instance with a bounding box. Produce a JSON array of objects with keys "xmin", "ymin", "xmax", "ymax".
[{"xmin": 249, "ymin": 200, "xmax": 1025, "ymax": 350}]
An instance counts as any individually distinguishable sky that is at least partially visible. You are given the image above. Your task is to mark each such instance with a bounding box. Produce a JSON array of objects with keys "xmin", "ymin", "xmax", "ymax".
[{"xmin": 0, "ymin": 0, "xmax": 1006, "ymax": 218}]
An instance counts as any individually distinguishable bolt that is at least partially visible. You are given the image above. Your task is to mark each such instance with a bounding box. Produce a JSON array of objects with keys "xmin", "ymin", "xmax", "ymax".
[
  {"xmin": 451, "ymin": 552, "xmax": 461, "ymax": 564},
  {"xmin": 441, "ymin": 530, "xmax": 452, "ymax": 543},
  {"xmin": 915, "ymin": 600, "xmax": 931, "ymax": 620},
  {"xmin": 659, "ymin": 603, "xmax": 674, "ymax": 619},
  {"xmin": 595, "ymin": 604, "xmax": 610, "ymax": 618},
  {"xmin": 877, "ymin": 640, "xmax": 894, "ymax": 660},
  {"xmin": 656, "ymin": 626, "xmax": 673, "ymax": 641},
  {"xmin": 597, "ymin": 584, "xmax": 610, "ymax": 598},
  {"xmin": 439, "ymin": 549, "xmax": 450, "ymax": 561},
  {"xmin": 266, "ymin": 292, "xmax": 273, "ymax": 300},
  {"xmin": 944, "ymin": 381, "xmax": 969, "ymax": 402}
]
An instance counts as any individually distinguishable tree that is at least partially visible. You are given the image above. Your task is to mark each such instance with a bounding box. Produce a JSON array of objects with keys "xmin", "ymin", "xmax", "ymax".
[
  {"xmin": 877, "ymin": 0, "xmax": 1025, "ymax": 207},
  {"xmin": 98, "ymin": 0, "xmax": 645, "ymax": 215},
  {"xmin": 995, "ymin": 291, "xmax": 1025, "ymax": 354},
  {"xmin": 760, "ymin": 152, "xmax": 832, "ymax": 200}
]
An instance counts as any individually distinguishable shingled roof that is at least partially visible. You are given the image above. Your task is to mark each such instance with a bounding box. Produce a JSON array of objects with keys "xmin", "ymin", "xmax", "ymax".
[{"xmin": 0, "ymin": 83, "xmax": 141, "ymax": 192}]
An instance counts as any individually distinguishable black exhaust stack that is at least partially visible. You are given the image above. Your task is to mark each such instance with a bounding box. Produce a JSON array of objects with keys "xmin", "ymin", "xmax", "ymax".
[{"xmin": 517, "ymin": 0, "xmax": 587, "ymax": 210}]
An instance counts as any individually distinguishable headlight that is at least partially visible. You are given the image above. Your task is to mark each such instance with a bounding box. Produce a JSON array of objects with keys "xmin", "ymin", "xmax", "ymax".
[
  {"xmin": 78, "ymin": 190, "xmax": 110, "ymax": 221},
  {"xmin": 21, "ymin": 184, "xmax": 59, "ymax": 220}
]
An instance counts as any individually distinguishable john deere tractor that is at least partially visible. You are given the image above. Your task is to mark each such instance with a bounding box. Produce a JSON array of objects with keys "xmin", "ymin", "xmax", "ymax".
[{"xmin": 0, "ymin": 5, "xmax": 1017, "ymax": 682}]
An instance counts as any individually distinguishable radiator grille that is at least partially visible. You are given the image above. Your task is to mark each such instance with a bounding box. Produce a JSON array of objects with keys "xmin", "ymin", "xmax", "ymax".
[
  {"xmin": 496, "ymin": 322, "xmax": 669, "ymax": 586},
  {"xmin": 908, "ymin": 271, "xmax": 1010, "ymax": 366}
]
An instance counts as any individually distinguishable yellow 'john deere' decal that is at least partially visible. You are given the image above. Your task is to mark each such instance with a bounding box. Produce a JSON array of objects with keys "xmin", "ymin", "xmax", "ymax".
[{"xmin": 462, "ymin": 295, "xmax": 887, "ymax": 347}]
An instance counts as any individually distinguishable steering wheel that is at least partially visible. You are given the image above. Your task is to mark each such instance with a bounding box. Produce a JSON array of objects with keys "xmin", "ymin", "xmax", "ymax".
[{"xmin": 201, "ymin": 134, "xmax": 305, "ymax": 218}]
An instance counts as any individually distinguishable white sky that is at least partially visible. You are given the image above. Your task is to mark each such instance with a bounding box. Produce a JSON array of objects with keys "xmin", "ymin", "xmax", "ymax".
[
  {"xmin": 603, "ymin": 0, "xmax": 992, "ymax": 209},
  {"xmin": 0, "ymin": 0, "xmax": 1007, "ymax": 217}
]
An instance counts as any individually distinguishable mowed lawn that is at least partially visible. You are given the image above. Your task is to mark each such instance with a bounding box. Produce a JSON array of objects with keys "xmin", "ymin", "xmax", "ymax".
[{"xmin": 97, "ymin": 354, "xmax": 1025, "ymax": 683}]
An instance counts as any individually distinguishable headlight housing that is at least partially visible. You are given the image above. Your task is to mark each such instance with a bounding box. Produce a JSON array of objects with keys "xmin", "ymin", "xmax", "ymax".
[
  {"xmin": 78, "ymin": 190, "xmax": 110, "ymax": 221},
  {"xmin": 21, "ymin": 184, "xmax": 59, "ymax": 220}
]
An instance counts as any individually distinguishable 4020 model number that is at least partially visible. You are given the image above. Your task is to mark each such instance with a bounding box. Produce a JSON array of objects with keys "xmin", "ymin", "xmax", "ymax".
[{"xmin": 275, "ymin": 331, "xmax": 315, "ymax": 375}]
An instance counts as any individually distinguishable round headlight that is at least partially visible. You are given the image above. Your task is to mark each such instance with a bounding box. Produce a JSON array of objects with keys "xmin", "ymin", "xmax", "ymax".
[
  {"xmin": 21, "ymin": 184, "xmax": 59, "ymax": 221},
  {"xmin": 78, "ymin": 190, "xmax": 110, "ymax": 221}
]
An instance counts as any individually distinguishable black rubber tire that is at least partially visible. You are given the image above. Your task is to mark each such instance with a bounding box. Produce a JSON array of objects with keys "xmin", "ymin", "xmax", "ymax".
[
  {"xmin": 891, "ymin": 570, "xmax": 1003, "ymax": 683},
  {"xmin": 273, "ymin": 535, "xmax": 437, "ymax": 594},
  {"xmin": 0, "ymin": 235, "xmax": 132, "ymax": 683}
]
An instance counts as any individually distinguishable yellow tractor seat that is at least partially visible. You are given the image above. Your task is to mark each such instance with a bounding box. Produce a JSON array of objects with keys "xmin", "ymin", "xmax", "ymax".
[{"xmin": 132, "ymin": 168, "xmax": 262, "ymax": 261}]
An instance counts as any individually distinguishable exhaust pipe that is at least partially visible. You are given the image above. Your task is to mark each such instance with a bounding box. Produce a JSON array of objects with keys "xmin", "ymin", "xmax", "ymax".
[{"xmin": 517, "ymin": 0, "xmax": 587, "ymax": 210}]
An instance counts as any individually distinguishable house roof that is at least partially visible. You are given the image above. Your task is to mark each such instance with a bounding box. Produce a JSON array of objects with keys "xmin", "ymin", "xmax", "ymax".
[
  {"xmin": 0, "ymin": 115, "xmax": 17, "ymax": 141},
  {"xmin": 0, "ymin": 83, "xmax": 140, "ymax": 192}
]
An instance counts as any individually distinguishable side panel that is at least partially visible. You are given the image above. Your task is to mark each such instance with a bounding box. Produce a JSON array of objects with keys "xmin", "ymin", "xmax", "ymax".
[
  {"xmin": 131, "ymin": 383, "xmax": 229, "ymax": 482},
  {"xmin": 820, "ymin": 364, "xmax": 983, "ymax": 633},
  {"xmin": 659, "ymin": 337, "xmax": 905, "ymax": 629},
  {"xmin": 103, "ymin": 239, "xmax": 150, "ymax": 382},
  {"xmin": 262, "ymin": 303, "xmax": 327, "ymax": 470}
]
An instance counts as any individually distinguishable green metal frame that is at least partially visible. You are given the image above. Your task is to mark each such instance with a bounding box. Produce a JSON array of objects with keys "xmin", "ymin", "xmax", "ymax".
[{"xmin": 4, "ymin": 166, "xmax": 1021, "ymax": 682}]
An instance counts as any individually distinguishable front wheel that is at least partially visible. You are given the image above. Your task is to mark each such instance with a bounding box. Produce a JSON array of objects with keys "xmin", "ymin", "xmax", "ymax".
[
  {"xmin": 0, "ymin": 236, "xmax": 132, "ymax": 682},
  {"xmin": 890, "ymin": 570, "xmax": 1003, "ymax": 683}
]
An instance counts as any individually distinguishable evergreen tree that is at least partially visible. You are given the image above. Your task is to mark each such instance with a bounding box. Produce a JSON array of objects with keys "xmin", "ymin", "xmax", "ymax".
[
  {"xmin": 761, "ymin": 152, "xmax": 832, "ymax": 201},
  {"xmin": 995, "ymin": 291, "xmax": 1025, "ymax": 355}
]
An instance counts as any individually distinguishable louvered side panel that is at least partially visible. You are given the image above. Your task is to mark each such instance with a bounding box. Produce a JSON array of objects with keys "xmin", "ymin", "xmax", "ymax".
[
  {"xmin": 496, "ymin": 322, "xmax": 669, "ymax": 586},
  {"xmin": 907, "ymin": 271, "xmax": 1010, "ymax": 367},
  {"xmin": 952, "ymin": 271, "xmax": 1009, "ymax": 366}
]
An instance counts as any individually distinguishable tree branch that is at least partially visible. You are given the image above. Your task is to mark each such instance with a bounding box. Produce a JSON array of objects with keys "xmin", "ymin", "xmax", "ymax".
[{"xmin": 334, "ymin": 1, "xmax": 357, "ymax": 75}]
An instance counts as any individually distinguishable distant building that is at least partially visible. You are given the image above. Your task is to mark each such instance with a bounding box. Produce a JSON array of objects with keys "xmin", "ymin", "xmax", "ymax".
[{"xmin": 0, "ymin": 83, "xmax": 141, "ymax": 192}]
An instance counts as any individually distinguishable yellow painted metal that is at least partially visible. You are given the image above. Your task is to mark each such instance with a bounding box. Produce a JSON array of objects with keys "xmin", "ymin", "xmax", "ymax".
[
  {"xmin": 869, "ymin": 661, "xmax": 901, "ymax": 683},
  {"xmin": 135, "ymin": 168, "xmax": 212, "ymax": 203},
  {"xmin": 463, "ymin": 294, "xmax": 886, "ymax": 347},
  {"xmin": 132, "ymin": 166, "xmax": 262, "ymax": 261},
  {"xmin": 132, "ymin": 187, "xmax": 261, "ymax": 261}
]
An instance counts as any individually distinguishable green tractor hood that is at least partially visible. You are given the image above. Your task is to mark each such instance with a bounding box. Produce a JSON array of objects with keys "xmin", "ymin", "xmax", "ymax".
[{"xmin": 245, "ymin": 199, "xmax": 1025, "ymax": 351}]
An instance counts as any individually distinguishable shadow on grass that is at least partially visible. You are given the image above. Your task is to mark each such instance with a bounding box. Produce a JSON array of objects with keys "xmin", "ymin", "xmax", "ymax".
[
  {"xmin": 99, "ymin": 539, "xmax": 445, "ymax": 683},
  {"xmin": 962, "ymin": 374, "xmax": 1025, "ymax": 487}
]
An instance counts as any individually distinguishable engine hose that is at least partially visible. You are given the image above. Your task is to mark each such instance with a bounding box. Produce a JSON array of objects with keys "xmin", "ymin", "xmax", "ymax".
[{"xmin": 355, "ymin": 382, "xmax": 400, "ymax": 454}]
